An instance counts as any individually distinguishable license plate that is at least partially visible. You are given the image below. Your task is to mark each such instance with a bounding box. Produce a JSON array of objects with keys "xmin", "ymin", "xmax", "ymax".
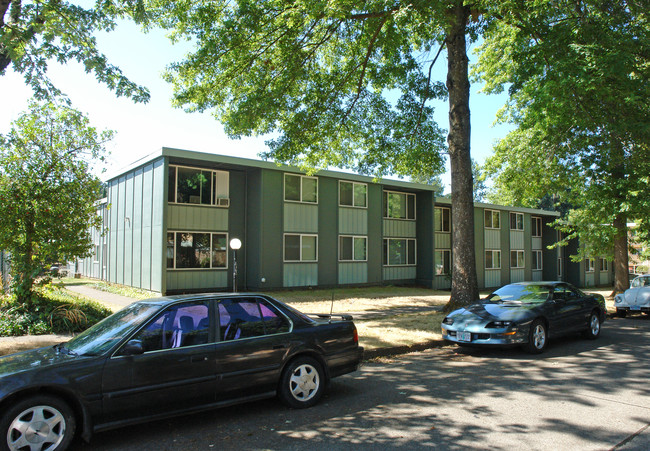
[
  {"xmin": 631, "ymin": 306, "xmax": 641, "ymax": 311},
  {"xmin": 457, "ymin": 331, "xmax": 472, "ymax": 342}
]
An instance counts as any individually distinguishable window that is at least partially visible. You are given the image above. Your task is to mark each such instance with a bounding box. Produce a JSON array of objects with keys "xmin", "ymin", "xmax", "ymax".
[
  {"xmin": 586, "ymin": 258, "xmax": 595, "ymax": 272},
  {"xmin": 510, "ymin": 212, "xmax": 524, "ymax": 231},
  {"xmin": 383, "ymin": 238, "xmax": 416, "ymax": 266},
  {"xmin": 510, "ymin": 250, "xmax": 525, "ymax": 268},
  {"xmin": 532, "ymin": 217, "xmax": 542, "ymax": 237},
  {"xmin": 168, "ymin": 165, "xmax": 229, "ymax": 206},
  {"xmin": 435, "ymin": 207, "xmax": 451, "ymax": 232},
  {"xmin": 339, "ymin": 181, "xmax": 367, "ymax": 208},
  {"xmin": 218, "ymin": 298, "xmax": 290, "ymax": 341},
  {"xmin": 284, "ymin": 234, "xmax": 318, "ymax": 262},
  {"xmin": 435, "ymin": 250, "xmax": 451, "ymax": 275},
  {"xmin": 339, "ymin": 236, "xmax": 367, "ymax": 261},
  {"xmin": 383, "ymin": 191, "xmax": 416, "ymax": 220},
  {"xmin": 167, "ymin": 232, "xmax": 228, "ymax": 269},
  {"xmin": 600, "ymin": 258, "xmax": 609, "ymax": 272},
  {"xmin": 284, "ymin": 174, "xmax": 318, "ymax": 203},
  {"xmin": 485, "ymin": 210, "xmax": 500, "ymax": 229},
  {"xmin": 131, "ymin": 302, "xmax": 210, "ymax": 352},
  {"xmin": 532, "ymin": 250, "xmax": 543, "ymax": 270},
  {"xmin": 485, "ymin": 250, "xmax": 501, "ymax": 269}
]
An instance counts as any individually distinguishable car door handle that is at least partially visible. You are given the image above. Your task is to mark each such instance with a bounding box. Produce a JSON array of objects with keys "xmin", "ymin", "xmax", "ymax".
[{"xmin": 272, "ymin": 344, "xmax": 287, "ymax": 350}]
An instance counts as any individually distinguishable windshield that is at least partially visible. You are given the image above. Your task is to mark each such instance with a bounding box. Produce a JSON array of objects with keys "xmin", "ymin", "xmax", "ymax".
[
  {"xmin": 487, "ymin": 285, "xmax": 550, "ymax": 304},
  {"xmin": 631, "ymin": 276, "xmax": 650, "ymax": 288},
  {"xmin": 65, "ymin": 303, "xmax": 160, "ymax": 356}
]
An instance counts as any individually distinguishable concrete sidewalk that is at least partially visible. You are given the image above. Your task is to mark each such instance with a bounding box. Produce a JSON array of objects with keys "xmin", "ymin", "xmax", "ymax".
[{"xmin": 65, "ymin": 284, "xmax": 139, "ymax": 309}]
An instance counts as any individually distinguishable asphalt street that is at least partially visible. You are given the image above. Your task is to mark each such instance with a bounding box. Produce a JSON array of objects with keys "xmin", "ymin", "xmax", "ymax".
[{"xmin": 73, "ymin": 316, "xmax": 650, "ymax": 451}]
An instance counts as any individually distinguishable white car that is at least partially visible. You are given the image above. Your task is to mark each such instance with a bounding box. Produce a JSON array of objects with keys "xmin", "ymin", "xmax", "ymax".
[{"xmin": 615, "ymin": 275, "xmax": 650, "ymax": 317}]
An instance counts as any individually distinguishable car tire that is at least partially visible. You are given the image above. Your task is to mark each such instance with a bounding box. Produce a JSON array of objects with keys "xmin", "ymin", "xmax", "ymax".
[
  {"xmin": 523, "ymin": 319, "xmax": 547, "ymax": 354},
  {"xmin": 1, "ymin": 395, "xmax": 76, "ymax": 451},
  {"xmin": 582, "ymin": 311, "xmax": 601, "ymax": 340},
  {"xmin": 617, "ymin": 309, "xmax": 627, "ymax": 318},
  {"xmin": 278, "ymin": 356, "xmax": 325, "ymax": 409}
]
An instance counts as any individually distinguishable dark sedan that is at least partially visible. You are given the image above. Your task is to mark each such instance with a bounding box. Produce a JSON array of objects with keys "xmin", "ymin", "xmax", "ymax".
[
  {"xmin": 441, "ymin": 282, "xmax": 606, "ymax": 354},
  {"xmin": 0, "ymin": 293, "xmax": 364, "ymax": 451}
]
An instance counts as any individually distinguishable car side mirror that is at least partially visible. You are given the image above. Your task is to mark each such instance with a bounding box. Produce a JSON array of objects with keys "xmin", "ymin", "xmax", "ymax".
[{"xmin": 121, "ymin": 339, "xmax": 144, "ymax": 356}]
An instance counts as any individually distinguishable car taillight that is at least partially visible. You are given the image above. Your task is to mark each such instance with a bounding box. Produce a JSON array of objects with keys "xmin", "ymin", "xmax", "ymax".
[{"xmin": 353, "ymin": 326, "xmax": 359, "ymax": 344}]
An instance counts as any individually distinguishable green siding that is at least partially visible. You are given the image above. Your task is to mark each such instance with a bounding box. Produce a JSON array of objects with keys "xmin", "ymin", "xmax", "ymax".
[
  {"xmin": 339, "ymin": 208, "xmax": 368, "ymax": 235},
  {"xmin": 383, "ymin": 219, "xmax": 417, "ymax": 237},
  {"xmin": 510, "ymin": 268, "xmax": 525, "ymax": 283},
  {"xmin": 167, "ymin": 270, "xmax": 228, "ymax": 291},
  {"xmin": 141, "ymin": 164, "xmax": 154, "ymax": 291},
  {"xmin": 116, "ymin": 175, "xmax": 126, "ymax": 285},
  {"xmin": 338, "ymin": 263, "xmax": 368, "ymax": 284},
  {"xmin": 245, "ymin": 169, "xmax": 263, "ymax": 289},
  {"xmin": 367, "ymin": 184, "xmax": 383, "ymax": 284},
  {"xmin": 229, "ymin": 171, "xmax": 247, "ymax": 291},
  {"xmin": 150, "ymin": 159, "xmax": 165, "ymax": 293},
  {"xmin": 383, "ymin": 266, "xmax": 417, "ymax": 281},
  {"xmin": 318, "ymin": 177, "xmax": 338, "ymax": 286},
  {"xmin": 260, "ymin": 170, "xmax": 284, "ymax": 288},
  {"xmin": 474, "ymin": 206, "xmax": 485, "ymax": 289},
  {"xmin": 510, "ymin": 231, "xmax": 524, "ymax": 249},
  {"xmin": 132, "ymin": 168, "xmax": 143, "ymax": 289},
  {"xmin": 284, "ymin": 203, "xmax": 318, "ymax": 233},
  {"xmin": 284, "ymin": 263, "xmax": 318, "ymax": 287},
  {"xmin": 532, "ymin": 270, "xmax": 543, "ymax": 281},
  {"xmin": 168, "ymin": 205, "xmax": 229, "ymax": 230},
  {"xmin": 585, "ymin": 273, "xmax": 596, "ymax": 287},
  {"xmin": 485, "ymin": 270, "xmax": 501, "ymax": 288},
  {"xmin": 435, "ymin": 233, "xmax": 451, "ymax": 249},
  {"xmin": 532, "ymin": 237, "xmax": 542, "ymax": 250},
  {"xmin": 484, "ymin": 229, "xmax": 501, "ymax": 249},
  {"xmin": 434, "ymin": 276, "xmax": 451, "ymax": 290},
  {"xmin": 124, "ymin": 172, "xmax": 134, "ymax": 287}
]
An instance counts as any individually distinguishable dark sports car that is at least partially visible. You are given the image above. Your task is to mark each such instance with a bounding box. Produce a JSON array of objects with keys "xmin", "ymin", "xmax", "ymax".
[
  {"xmin": 441, "ymin": 282, "xmax": 606, "ymax": 354},
  {"xmin": 0, "ymin": 293, "xmax": 363, "ymax": 451}
]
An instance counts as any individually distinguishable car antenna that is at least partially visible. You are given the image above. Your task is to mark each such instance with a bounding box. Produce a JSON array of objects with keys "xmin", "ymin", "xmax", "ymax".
[{"xmin": 329, "ymin": 292, "xmax": 334, "ymax": 324}]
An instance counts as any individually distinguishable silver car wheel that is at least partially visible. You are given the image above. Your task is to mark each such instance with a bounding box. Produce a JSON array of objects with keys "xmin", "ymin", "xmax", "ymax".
[
  {"xmin": 590, "ymin": 314, "xmax": 600, "ymax": 336},
  {"xmin": 7, "ymin": 405, "xmax": 66, "ymax": 451},
  {"xmin": 532, "ymin": 324, "xmax": 546, "ymax": 350},
  {"xmin": 289, "ymin": 363, "xmax": 320, "ymax": 402}
]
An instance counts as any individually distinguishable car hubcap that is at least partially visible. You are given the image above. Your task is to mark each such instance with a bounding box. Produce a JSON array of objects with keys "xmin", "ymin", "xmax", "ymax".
[
  {"xmin": 532, "ymin": 325, "xmax": 546, "ymax": 349},
  {"xmin": 289, "ymin": 364, "xmax": 320, "ymax": 402},
  {"xmin": 7, "ymin": 405, "xmax": 66, "ymax": 451},
  {"xmin": 591, "ymin": 315, "xmax": 600, "ymax": 335}
]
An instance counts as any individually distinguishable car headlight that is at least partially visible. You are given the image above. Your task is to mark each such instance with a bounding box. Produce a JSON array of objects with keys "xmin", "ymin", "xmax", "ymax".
[
  {"xmin": 486, "ymin": 321, "xmax": 513, "ymax": 328},
  {"xmin": 442, "ymin": 317, "xmax": 454, "ymax": 325},
  {"xmin": 614, "ymin": 295, "xmax": 622, "ymax": 304}
]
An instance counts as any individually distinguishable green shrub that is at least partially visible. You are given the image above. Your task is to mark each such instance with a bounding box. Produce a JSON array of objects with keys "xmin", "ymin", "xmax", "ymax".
[{"xmin": 0, "ymin": 284, "xmax": 111, "ymax": 336}]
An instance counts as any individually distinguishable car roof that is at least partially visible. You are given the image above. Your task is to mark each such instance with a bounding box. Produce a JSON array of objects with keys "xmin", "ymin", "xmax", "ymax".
[
  {"xmin": 507, "ymin": 281, "xmax": 565, "ymax": 287},
  {"xmin": 135, "ymin": 292, "xmax": 276, "ymax": 307}
]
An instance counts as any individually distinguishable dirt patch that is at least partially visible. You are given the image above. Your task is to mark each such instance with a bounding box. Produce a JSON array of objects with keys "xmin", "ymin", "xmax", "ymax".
[{"xmin": 0, "ymin": 334, "xmax": 71, "ymax": 356}]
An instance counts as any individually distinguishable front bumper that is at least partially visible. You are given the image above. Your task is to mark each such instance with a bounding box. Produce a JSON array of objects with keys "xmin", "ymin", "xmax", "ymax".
[{"xmin": 441, "ymin": 326, "xmax": 527, "ymax": 346}]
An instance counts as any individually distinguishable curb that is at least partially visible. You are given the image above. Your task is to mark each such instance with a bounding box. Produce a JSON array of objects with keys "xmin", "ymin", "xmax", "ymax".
[{"xmin": 363, "ymin": 339, "xmax": 447, "ymax": 360}]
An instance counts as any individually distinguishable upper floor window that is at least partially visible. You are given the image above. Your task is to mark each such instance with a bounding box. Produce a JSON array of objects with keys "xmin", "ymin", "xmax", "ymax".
[
  {"xmin": 510, "ymin": 212, "xmax": 524, "ymax": 231},
  {"xmin": 339, "ymin": 181, "xmax": 367, "ymax": 208},
  {"xmin": 485, "ymin": 209, "xmax": 500, "ymax": 229},
  {"xmin": 285, "ymin": 174, "xmax": 318, "ymax": 203},
  {"xmin": 167, "ymin": 232, "xmax": 228, "ymax": 269},
  {"xmin": 383, "ymin": 191, "xmax": 416, "ymax": 220},
  {"xmin": 435, "ymin": 207, "xmax": 451, "ymax": 232},
  {"xmin": 532, "ymin": 216, "xmax": 542, "ymax": 237},
  {"xmin": 168, "ymin": 165, "xmax": 230, "ymax": 207}
]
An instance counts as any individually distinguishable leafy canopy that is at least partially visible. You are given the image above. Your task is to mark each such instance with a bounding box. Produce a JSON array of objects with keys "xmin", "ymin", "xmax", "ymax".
[{"xmin": 0, "ymin": 101, "xmax": 113, "ymax": 304}]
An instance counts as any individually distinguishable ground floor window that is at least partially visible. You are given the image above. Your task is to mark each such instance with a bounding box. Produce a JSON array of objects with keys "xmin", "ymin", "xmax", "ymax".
[
  {"xmin": 435, "ymin": 249, "xmax": 451, "ymax": 275},
  {"xmin": 532, "ymin": 250, "xmax": 543, "ymax": 270},
  {"xmin": 586, "ymin": 258, "xmax": 596, "ymax": 272},
  {"xmin": 167, "ymin": 232, "xmax": 228, "ymax": 269},
  {"xmin": 510, "ymin": 250, "xmax": 525, "ymax": 269},
  {"xmin": 383, "ymin": 238, "xmax": 416, "ymax": 266},
  {"xmin": 486, "ymin": 250, "xmax": 501, "ymax": 270},
  {"xmin": 284, "ymin": 234, "xmax": 318, "ymax": 262},
  {"xmin": 339, "ymin": 236, "xmax": 367, "ymax": 261}
]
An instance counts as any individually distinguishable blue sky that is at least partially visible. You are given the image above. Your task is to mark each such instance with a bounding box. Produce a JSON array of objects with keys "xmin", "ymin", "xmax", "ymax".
[{"xmin": 0, "ymin": 20, "xmax": 512, "ymax": 192}]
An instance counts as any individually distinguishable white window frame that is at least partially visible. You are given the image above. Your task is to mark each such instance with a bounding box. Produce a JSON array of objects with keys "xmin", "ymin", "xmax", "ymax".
[
  {"xmin": 485, "ymin": 250, "xmax": 501, "ymax": 270},
  {"xmin": 338, "ymin": 235, "xmax": 368, "ymax": 262},
  {"xmin": 435, "ymin": 249, "xmax": 451, "ymax": 275},
  {"xmin": 284, "ymin": 174, "xmax": 319, "ymax": 204},
  {"xmin": 168, "ymin": 164, "xmax": 230, "ymax": 207},
  {"xmin": 167, "ymin": 231, "xmax": 229, "ymax": 270},
  {"xmin": 586, "ymin": 258, "xmax": 596, "ymax": 273},
  {"xmin": 383, "ymin": 238, "xmax": 417, "ymax": 266},
  {"xmin": 339, "ymin": 181, "xmax": 367, "ymax": 208},
  {"xmin": 383, "ymin": 190, "xmax": 416, "ymax": 220},
  {"xmin": 532, "ymin": 250, "xmax": 543, "ymax": 270},
  {"xmin": 283, "ymin": 234, "xmax": 319, "ymax": 262},
  {"xmin": 600, "ymin": 258, "xmax": 609, "ymax": 272},
  {"xmin": 510, "ymin": 212, "xmax": 524, "ymax": 231},
  {"xmin": 435, "ymin": 207, "xmax": 451, "ymax": 233},
  {"xmin": 485, "ymin": 209, "xmax": 501, "ymax": 229},
  {"xmin": 532, "ymin": 216, "xmax": 542, "ymax": 237},
  {"xmin": 510, "ymin": 250, "xmax": 525, "ymax": 269}
]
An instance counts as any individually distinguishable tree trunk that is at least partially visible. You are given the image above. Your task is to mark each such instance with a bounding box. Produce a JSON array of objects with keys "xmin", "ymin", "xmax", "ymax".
[
  {"xmin": 444, "ymin": 2, "xmax": 480, "ymax": 313},
  {"xmin": 613, "ymin": 214, "xmax": 629, "ymax": 294}
]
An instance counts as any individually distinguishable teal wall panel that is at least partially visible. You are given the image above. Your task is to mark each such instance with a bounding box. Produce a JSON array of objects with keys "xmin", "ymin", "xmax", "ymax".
[
  {"xmin": 229, "ymin": 171, "xmax": 247, "ymax": 291},
  {"xmin": 151, "ymin": 159, "xmax": 165, "ymax": 293},
  {"xmin": 434, "ymin": 276, "xmax": 451, "ymax": 290},
  {"xmin": 338, "ymin": 263, "xmax": 368, "ymax": 284},
  {"xmin": 585, "ymin": 273, "xmax": 596, "ymax": 287},
  {"xmin": 485, "ymin": 270, "xmax": 501, "ymax": 288},
  {"xmin": 167, "ymin": 204, "xmax": 229, "ymax": 231},
  {"xmin": 116, "ymin": 175, "xmax": 126, "ymax": 285},
  {"xmin": 383, "ymin": 219, "xmax": 417, "ymax": 237},
  {"xmin": 532, "ymin": 270, "xmax": 543, "ymax": 281},
  {"xmin": 284, "ymin": 203, "xmax": 318, "ymax": 233},
  {"xmin": 475, "ymin": 206, "xmax": 485, "ymax": 289},
  {"xmin": 132, "ymin": 168, "xmax": 143, "ymax": 289},
  {"xmin": 141, "ymin": 164, "xmax": 153, "ymax": 291},
  {"xmin": 166, "ymin": 270, "xmax": 228, "ymax": 291},
  {"xmin": 260, "ymin": 170, "xmax": 284, "ymax": 288},
  {"xmin": 435, "ymin": 233, "xmax": 451, "ymax": 249},
  {"xmin": 510, "ymin": 269, "xmax": 525, "ymax": 283},
  {"xmin": 532, "ymin": 237, "xmax": 542, "ymax": 250},
  {"xmin": 318, "ymin": 177, "xmax": 338, "ymax": 286},
  {"xmin": 510, "ymin": 231, "xmax": 524, "ymax": 249},
  {"xmin": 124, "ymin": 172, "xmax": 134, "ymax": 287},
  {"xmin": 284, "ymin": 263, "xmax": 318, "ymax": 287},
  {"xmin": 416, "ymin": 191, "xmax": 434, "ymax": 285},
  {"xmin": 367, "ymin": 184, "xmax": 383, "ymax": 284},
  {"xmin": 484, "ymin": 229, "xmax": 501, "ymax": 249},
  {"xmin": 383, "ymin": 266, "xmax": 417, "ymax": 281},
  {"xmin": 339, "ymin": 208, "xmax": 368, "ymax": 235}
]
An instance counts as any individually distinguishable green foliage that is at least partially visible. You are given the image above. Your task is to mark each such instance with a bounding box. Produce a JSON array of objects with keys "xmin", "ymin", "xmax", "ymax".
[
  {"xmin": 0, "ymin": 0, "xmax": 150, "ymax": 102},
  {"xmin": 0, "ymin": 102, "xmax": 113, "ymax": 305},
  {"xmin": 0, "ymin": 284, "xmax": 111, "ymax": 336}
]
